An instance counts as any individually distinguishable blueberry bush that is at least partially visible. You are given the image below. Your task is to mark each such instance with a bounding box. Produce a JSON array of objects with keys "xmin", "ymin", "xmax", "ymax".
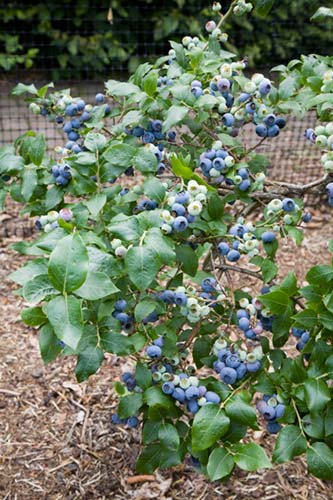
[{"xmin": 1, "ymin": 0, "xmax": 333, "ymax": 482}]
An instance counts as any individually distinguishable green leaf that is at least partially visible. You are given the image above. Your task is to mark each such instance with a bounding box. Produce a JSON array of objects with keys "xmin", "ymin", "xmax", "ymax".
[
  {"xmin": 302, "ymin": 413, "xmax": 325, "ymax": 439},
  {"xmin": 84, "ymin": 132, "xmax": 107, "ymax": 152},
  {"xmin": 45, "ymin": 185, "xmax": 64, "ymax": 211},
  {"xmin": 175, "ymin": 244, "xmax": 198, "ymax": 277},
  {"xmin": 135, "ymin": 444, "xmax": 161, "ymax": 474},
  {"xmin": 307, "ymin": 443, "xmax": 333, "ymax": 480},
  {"xmin": 292, "ymin": 308, "xmax": 317, "ymax": 328},
  {"xmin": 132, "ymin": 147, "xmax": 158, "ymax": 173},
  {"xmin": 44, "ymin": 295, "xmax": 83, "ymax": 350},
  {"xmin": 259, "ymin": 289, "xmax": 290, "ymax": 315},
  {"xmin": 306, "ymin": 265, "xmax": 333, "ymax": 285},
  {"xmin": 0, "ymin": 153, "xmax": 24, "ymax": 175},
  {"xmin": 12, "ymin": 83, "xmax": 38, "ymax": 96},
  {"xmin": 143, "ymin": 177, "xmax": 166, "ymax": 204},
  {"xmin": 125, "ymin": 245, "xmax": 160, "ymax": 290},
  {"xmin": 21, "ymin": 306, "xmax": 47, "ymax": 326},
  {"xmin": 158, "ymin": 423, "xmax": 180, "ymax": 450},
  {"xmin": 311, "ymin": 6, "xmax": 333, "ymax": 21},
  {"xmin": 105, "ymin": 80, "xmax": 141, "ymax": 97},
  {"xmin": 10, "ymin": 259, "xmax": 47, "ymax": 286},
  {"xmin": 39, "ymin": 323, "xmax": 62, "ymax": 364},
  {"xmin": 85, "ymin": 193, "xmax": 107, "ymax": 218},
  {"xmin": 192, "ymin": 405, "xmax": 230, "ymax": 452},
  {"xmin": 279, "ymin": 75, "xmax": 297, "ymax": 100},
  {"xmin": 108, "ymin": 214, "xmax": 141, "ymax": 241},
  {"xmin": 142, "ymin": 421, "xmax": 160, "ymax": 444},
  {"xmin": 75, "ymin": 271, "xmax": 119, "ymax": 300},
  {"xmin": 252, "ymin": 0, "xmax": 275, "ymax": 17},
  {"xmin": 325, "ymin": 403, "xmax": 333, "ymax": 437},
  {"xmin": 29, "ymin": 134, "xmax": 45, "ymax": 166},
  {"xmin": 118, "ymin": 393, "xmax": 143, "ymax": 419},
  {"xmin": 304, "ymin": 378, "xmax": 330, "ymax": 412},
  {"xmin": 261, "ymin": 259, "xmax": 278, "ymax": 283},
  {"xmin": 75, "ymin": 344, "xmax": 104, "ymax": 382},
  {"xmin": 207, "ymin": 192, "xmax": 224, "ymax": 220},
  {"xmin": 23, "ymin": 274, "xmax": 57, "ymax": 303},
  {"xmin": 135, "ymin": 362, "xmax": 152, "ymax": 390},
  {"xmin": 143, "ymin": 71, "xmax": 158, "ymax": 96},
  {"xmin": 280, "ymin": 272, "xmax": 298, "ymax": 296},
  {"xmin": 323, "ymin": 291, "xmax": 333, "ymax": 313},
  {"xmin": 104, "ymin": 143, "xmax": 135, "ymax": 169},
  {"xmin": 144, "ymin": 228, "xmax": 175, "ymax": 264},
  {"xmin": 134, "ymin": 299, "xmax": 156, "ymax": 322},
  {"xmin": 22, "ymin": 166, "xmax": 37, "ymax": 201},
  {"xmin": 48, "ymin": 234, "xmax": 89, "ymax": 293},
  {"xmin": 143, "ymin": 386, "xmax": 172, "ymax": 409},
  {"xmin": 233, "ymin": 443, "xmax": 271, "ymax": 471},
  {"xmin": 272, "ymin": 425, "xmax": 307, "ymax": 464},
  {"xmin": 207, "ymin": 448, "xmax": 234, "ymax": 481},
  {"xmin": 225, "ymin": 399, "xmax": 257, "ymax": 428},
  {"xmin": 162, "ymin": 105, "xmax": 188, "ymax": 132}
]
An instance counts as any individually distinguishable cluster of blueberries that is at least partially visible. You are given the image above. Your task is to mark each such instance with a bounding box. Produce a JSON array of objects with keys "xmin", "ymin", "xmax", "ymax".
[
  {"xmin": 212, "ymin": 338, "xmax": 263, "ymax": 385},
  {"xmin": 254, "ymin": 113, "xmax": 286, "ymax": 139},
  {"xmin": 235, "ymin": 293, "xmax": 274, "ymax": 340},
  {"xmin": 31, "ymin": 92, "xmax": 109, "ymax": 154},
  {"xmin": 291, "ymin": 327, "xmax": 310, "ymax": 352},
  {"xmin": 112, "ymin": 299, "xmax": 159, "ymax": 332},
  {"xmin": 35, "ymin": 208, "xmax": 73, "ymax": 232},
  {"xmin": 50, "ymin": 162, "xmax": 72, "ymax": 186},
  {"xmin": 217, "ymin": 222, "xmax": 260, "ymax": 262},
  {"xmin": 160, "ymin": 180, "xmax": 207, "ymax": 234},
  {"xmin": 256, "ymin": 394, "xmax": 285, "ymax": 434},
  {"xmin": 126, "ymin": 119, "xmax": 176, "ymax": 145}
]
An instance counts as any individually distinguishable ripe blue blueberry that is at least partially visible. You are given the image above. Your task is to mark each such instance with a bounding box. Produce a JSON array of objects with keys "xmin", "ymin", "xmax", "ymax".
[
  {"xmin": 226, "ymin": 249, "xmax": 241, "ymax": 262},
  {"xmin": 261, "ymin": 231, "xmax": 276, "ymax": 243},
  {"xmin": 159, "ymin": 290, "xmax": 175, "ymax": 304},
  {"xmin": 205, "ymin": 391, "xmax": 221, "ymax": 404},
  {"xmin": 146, "ymin": 345, "xmax": 162, "ymax": 358},
  {"xmin": 174, "ymin": 291, "xmax": 188, "ymax": 306},
  {"xmin": 258, "ymin": 78, "xmax": 271, "ymax": 96},
  {"xmin": 246, "ymin": 360, "xmax": 261, "ymax": 372},
  {"xmin": 171, "ymin": 203, "xmax": 186, "ymax": 216},
  {"xmin": 127, "ymin": 416, "xmax": 139, "ymax": 428},
  {"xmin": 185, "ymin": 386, "xmax": 200, "ymax": 400},
  {"xmin": 238, "ymin": 317, "xmax": 250, "ymax": 331},
  {"xmin": 162, "ymin": 381, "xmax": 175, "ymax": 394},
  {"xmin": 218, "ymin": 242, "xmax": 230, "ymax": 255},
  {"xmin": 220, "ymin": 367, "xmax": 237, "ymax": 385},
  {"xmin": 267, "ymin": 124, "xmax": 280, "ymax": 137},
  {"xmin": 282, "ymin": 198, "xmax": 296, "ymax": 212},
  {"xmin": 172, "ymin": 388, "xmax": 186, "ymax": 402},
  {"xmin": 173, "ymin": 216, "xmax": 188, "ymax": 232},
  {"xmin": 187, "ymin": 400, "xmax": 200, "ymax": 413},
  {"xmin": 95, "ymin": 93, "xmax": 105, "ymax": 104},
  {"xmin": 255, "ymin": 124, "xmax": 268, "ymax": 137},
  {"xmin": 266, "ymin": 421, "xmax": 281, "ymax": 433},
  {"xmin": 222, "ymin": 113, "xmax": 235, "ymax": 127},
  {"xmin": 226, "ymin": 354, "xmax": 241, "ymax": 368},
  {"xmin": 201, "ymin": 277, "xmax": 216, "ymax": 292}
]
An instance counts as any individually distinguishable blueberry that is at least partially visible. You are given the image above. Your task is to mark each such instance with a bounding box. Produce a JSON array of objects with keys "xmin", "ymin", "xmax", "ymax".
[
  {"xmin": 282, "ymin": 198, "xmax": 296, "ymax": 212},
  {"xmin": 201, "ymin": 277, "xmax": 216, "ymax": 292},
  {"xmin": 146, "ymin": 345, "xmax": 162, "ymax": 358},
  {"xmin": 174, "ymin": 291, "xmax": 187, "ymax": 306},
  {"xmin": 55, "ymin": 175, "xmax": 68, "ymax": 186},
  {"xmin": 239, "ymin": 179, "xmax": 251, "ymax": 191},
  {"xmin": 171, "ymin": 203, "xmax": 186, "ymax": 216},
  {"xmin": 95, "ymin": 93, "xmax": 105, "ymax": 104},
  {"xmin": 212, "ymin": 157, "xmax": 226, "ymax": 171},
  {"xmin": 218, "ymin": 242, "xmax": 230, "ymax": 255},
  {"xmin": 276, "ymin": 117, "xmax": 286, "ymax": 129},
  {"xmin": 187, "ymin": 400, "xmax": 200, "ymax": 413},
  {"xmin": 168, "ymin": 130, "xmax": 176, "ymax": 141},
  {"xmin": 71, "ymin": 118, "xmax": 81, "ymax": 129},
  {"xmin": 246, "ymin": 360, "xmax": 261, "ymax": 372},
  {"xmin": 205, "ymin": 391, "xmax": 221, "ymax": 404},
  {"xmin": 275, "ymin": 404, "xmax": 285, "ymax": 419},
  {"xmin": 65, "ymin": 104, "xmax": 78, "ymax": 116},
  {"xmin": 267, "ymin": 125, "xmax": 280, "ymax": 137},
  {"xmin": 153, "ymin": 336, "xmax": 164, "ymax": 347},
  {"xmin": 261, "ymin": 231, "xmax": 276, "ymax": 243},
  {"xmin": 175, "ymin": 191, "xmax": 190, "ymax": 204},
  {"xmin": 63, "ymin": 122, "xmax": 72, "ymax": 133},
  {"xmin": 239, "ymin": 317, "xmax": 250, "ymax": 331},
  {"xmin": 220, "ymin": 367, "xmax": 237, "ymax": 385},
  {"xmin": 162, "ymin": 381, "xmax": 175, "ymax": 395},
  {"xmin": 258, "ymin": 78, "xmax": 271, "ymax": 96},
  {"xmin": 121, "ymin": 372, "xmax": 133, "ymax": 383},
  {"xmin": 213, "ymin": 360, "xmax": 225, "ymax": 373},
  {"xmin": 142, "ymin": 132, "xmax": 155, "ymax": 144},
  {"xmin": 111, "ymin": 413, "xmax": 121, "ymax": 424},
  {"xmin": 264, "ymin": 114, "xmax": 276, "ymax": 127},
  {"xmin": 245, "ymin": 102, "xmax": 256, "ymax": 114},
  {"xmin": 159, "ymin": 290, "xmax": 175, "ymax": 304},
  {"xmin": 226, "ymin": 354, "xmax": 241, "ymax": 369},
  {"xmin": 151, "ymin": 120, "xmax": 163, "ymax": 132},
  {"xmin": 236, "ymin": 363, "xmax": 247, "ymax": 379},
  {"xmin": 191, "ymin": 87, "xmax": 203, "ymax": 98},
  {"xmin": 173, "ymin": 216, "xmax": 188, "ymax": 232},
  {"xmin": 226, "ymin": 249, "xmax": 241, "ymax": 262},
  {"xmin": 255, "ymin": 124, "xmax": 268, "ymax": 138},
  {"xmin": 76, "ymin": 99, "xmax": 86, "ymax": 111},
  {"xmin": 127, "ymin": 416, "xmax": 139, "ymax": 428},
  {"xmin": 185, "ymin": 386, "xmax": 199, "ymax": 400},
  {"xmin": 266, "ymin": 421, "xmax": 281, "ymax": 433},
  {"xmin": 301, "ymin": 331, "xmax": 310, "ymax": 343},
  {"xmin": 68, "ymin": 131, "xmax": 79, "ymax": 141},
  {"xmin": 302, "ymin": 212, "xmax": 312, "ymax": 223},
  {"xmin": 172, "ymin": 388, "xmax": 186, "ymax": 402},
  {"xmin": 80, "ymin": 111, "xmax": 91, "ymax": 122},
  {"xmin": 222, "ymin": 113, "xmax": 235, "ymax": 127}
]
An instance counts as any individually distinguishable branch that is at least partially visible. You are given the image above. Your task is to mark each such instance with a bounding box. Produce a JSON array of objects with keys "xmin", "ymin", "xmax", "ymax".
[{"xmin": 217, "ymin": 262, "xmax": 264, "ymax": 281}]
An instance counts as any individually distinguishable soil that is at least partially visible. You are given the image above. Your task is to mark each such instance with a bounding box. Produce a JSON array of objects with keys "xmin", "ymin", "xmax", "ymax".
[{"xmin": 1, "ymin": 202, "xmax": 333, "ymax": 500}]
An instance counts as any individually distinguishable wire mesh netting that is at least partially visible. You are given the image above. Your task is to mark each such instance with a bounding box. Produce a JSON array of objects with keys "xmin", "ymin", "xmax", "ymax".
[{"xmin": 0, "ymin": 0, "xmax": 332, "ymax": 201}]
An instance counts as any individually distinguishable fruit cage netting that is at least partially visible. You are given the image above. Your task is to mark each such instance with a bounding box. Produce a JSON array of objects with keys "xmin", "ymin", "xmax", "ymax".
[{"xmin": 0, "ymin": 0, "xmax": 333, "ymax": 203}]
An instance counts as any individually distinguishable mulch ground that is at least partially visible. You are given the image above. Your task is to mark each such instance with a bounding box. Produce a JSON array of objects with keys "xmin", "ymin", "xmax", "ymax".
[{"xmin": 1, "ymin": 202, "xmax": 333, "ymax": 500}]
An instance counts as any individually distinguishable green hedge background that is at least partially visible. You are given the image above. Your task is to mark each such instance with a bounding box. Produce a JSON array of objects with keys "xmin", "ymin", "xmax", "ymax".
[{"xmin": 0, "ymin": 0, "xmax": 332, "ymax": 79}]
